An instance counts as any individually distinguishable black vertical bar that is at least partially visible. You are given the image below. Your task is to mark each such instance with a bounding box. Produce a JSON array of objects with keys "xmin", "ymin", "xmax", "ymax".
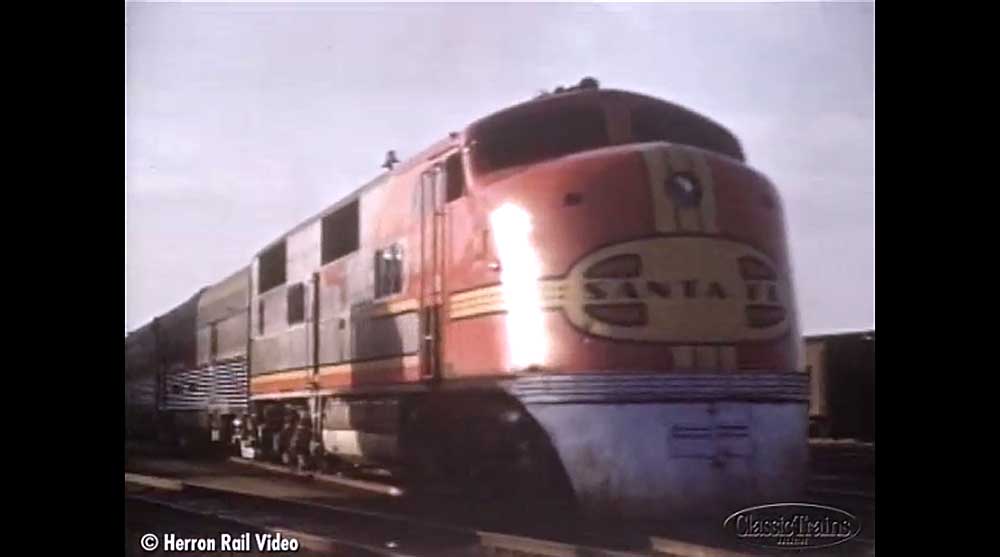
[
  {"xmin": 312, "ymin": 272, "xmax": 321, "ymax": 438},
  {"xmin": 245, "ymin": 266, "xmax": 253, "ymax": 415}
]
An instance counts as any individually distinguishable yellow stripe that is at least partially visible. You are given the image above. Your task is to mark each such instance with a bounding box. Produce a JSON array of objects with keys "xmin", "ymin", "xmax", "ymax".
[
  {"xmin": 448, "ymin": 281, "xmax": 567, "ymax": 319},
  {"xmin": 450, "ymin": 282, "xmax": 566, "ymax": 305},
  {"xmin": 691, "ymin": 151, "xmax": 719, "ymax": 234},
  {"xmin": 450, "ymin": 292, "xmax": 504, "ymax": 310},
  {"xmin": 369, "ymin": 299, "xmax": 419, "ymax": 318},
  {"xmin": 252, "ymin": 368, "xmax": 310, "ymax": 385},
  {"xmin": 450, "ymin": 289, "xmax": 566, "ymax": 311},
  {"xmin": 667, "ymin": 148, "xmax": 702, "ymax": 232},
  {"xmin": 254, "ymin": 354, "xmax": 420, "ymax": 384},
  {"xmin": 318, "ymin": 354, "xmax": 420, "ymax": 376},
  {"xmin": 450, "ymin": 285, "xmax": 504, "ymax": 303},
  {"xmin": 450, "ymin": 301, "xmax": 566, "ymax": 319},
  {"xmin": 449, "ymin": 300, "xmax": 567, "ymax": 320},
  {"xmin": 642, "ymin": 146, "xmax": 677, "ymax": 232},
  {"xmin": 450, "ymin": 301, "xmax": 506, "ymax": 319}
]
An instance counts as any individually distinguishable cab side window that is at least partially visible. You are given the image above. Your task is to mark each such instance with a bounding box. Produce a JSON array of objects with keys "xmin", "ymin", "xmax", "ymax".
[
  {"xmin": 258, "ymin": 241, "xmax": 286, "ymax": 294},
  {"xmin": 444, "ymin": 153, "xmax": 464, "ymax": 202},
  {"xmin": 374, "ymin": 244, "xmax": 404, "ymax": 298},
  {"xmin": 287, "ymin": 283, "xmax": 305, "ymax": 325},
  {"xmin": 322, "ymin": 200, "xmax": 359, "ymax": 264}
]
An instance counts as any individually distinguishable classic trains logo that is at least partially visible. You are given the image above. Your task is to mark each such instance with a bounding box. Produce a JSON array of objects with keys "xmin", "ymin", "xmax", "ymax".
[
  {"xmin": 723, "ymin": 503, "xmax": 861, "ymax": 550},
  {"xmin": 562, "ymin": 236, "xmax": 791, "ymax": 342}
]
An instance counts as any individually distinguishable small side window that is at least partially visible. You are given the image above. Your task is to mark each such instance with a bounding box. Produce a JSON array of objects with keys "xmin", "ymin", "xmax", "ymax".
[
  {"xmin": 287, "ymin": 283, "xmax": 305, "ymax": 324},
  {"xmin": 390, "ymin": 245, "xmax": 403, "ymax": 294},
  {"xmin": 444, "ymin": 153, "xmax": 464, "ymax": 202},
  {"xmin": 374, "ymin": 244, "xmax": 404, "ymax": 298},
  {"xmin": 258, "ymin": 301, "xmax": 266, "ymax": 336},
  {"xmin": 321, "ymin": 200, "xmax": 360, "ymax": 264},
  {"xmin": 259, "ymin": 241, "xmax": 287, "ymax": 294}
]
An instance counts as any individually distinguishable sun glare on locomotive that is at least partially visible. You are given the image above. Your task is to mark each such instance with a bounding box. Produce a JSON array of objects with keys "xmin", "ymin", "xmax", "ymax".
[{"xmin": 489, "ymin": 203, "xmax": 548, "ymax": 371}]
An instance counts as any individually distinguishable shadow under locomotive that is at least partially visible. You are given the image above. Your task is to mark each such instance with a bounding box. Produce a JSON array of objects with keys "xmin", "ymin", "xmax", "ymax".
[
  {"xmin": 357, "ymin": 304, "xmax": 577, "ymax": 504},
  {"xmin": 229, "ymin": 368, "xmax": 810, "ymax": 526},
  {"xmin": 242, "ymin": 388, "xmax": 579, "ymax": 506},
  {"xmin": 397, "ymin": 387, "xmax": 578, "ymax": 504},
  {"xmin": 238, "ymin": 302, "xmax": 578, "ymax": 507}
]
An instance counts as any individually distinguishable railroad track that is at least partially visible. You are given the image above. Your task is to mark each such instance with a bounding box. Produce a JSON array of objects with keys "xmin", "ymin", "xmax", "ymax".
[
  {"xmin": 126, "ymin": 481, "xmax": 477, "ymax": 557},
  {"xmin": 126, "ymin": 442, "xmax": 877, "ymax": 556},
  {"xmin": 127, "ymin": 495, "xmax": 337, "ymax": 557},
  {"xmin": 127, "ymin": 480, "xmax": 651, "ymax": 557},
  {"xmin": 127, "ymin": 475, "xmax": 654, "ymax": 556},
  {"xmin": 228, "ymin": 449, "xmax": 877, "ymax": 547},
  {"xmin": 126, "ymin": 471, "xmax": 873, "ymax": 557},
  {"xmin": 806, "ymin": 440, "xmax": 875, "ymax": 545}
]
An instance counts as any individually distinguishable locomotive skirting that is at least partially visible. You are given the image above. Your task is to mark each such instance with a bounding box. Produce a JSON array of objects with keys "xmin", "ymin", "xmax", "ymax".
[
  {"xmin": 498, "ymin": 371, "xmax": 809, "ymax": 519},
  {"xmin": 527, "ymin": 397, "xmax": 809, "ymax": 519}
]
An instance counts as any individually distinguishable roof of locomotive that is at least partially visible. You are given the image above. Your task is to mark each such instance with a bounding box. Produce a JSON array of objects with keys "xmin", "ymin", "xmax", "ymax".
[
  {"xmin": 253, "ymin": 136, "xmax": 462, "ymax": 255},
  {"xmin": 198, "ymin": 265, "xmax": 250, "ymax": 306},
  {"xmin": 465, "ymin": 87, "xmax": 744, "ymax": 160},
  {"xmin": 127, "ymin": 87, "xmax": 746, "ymax": 337},
  {"xmin": 253, "ymin": 87, "xmax": 743, "ymax": 256},
  {"xmin": 125, "ymin": 268, "xmax": 248, "ymax": 338}
]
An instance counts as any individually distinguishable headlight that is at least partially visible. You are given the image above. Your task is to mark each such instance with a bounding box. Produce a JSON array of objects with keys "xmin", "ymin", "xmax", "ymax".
[{"xmin": 666, "ymin": 173, "xmax": 702, "ymax": 207}]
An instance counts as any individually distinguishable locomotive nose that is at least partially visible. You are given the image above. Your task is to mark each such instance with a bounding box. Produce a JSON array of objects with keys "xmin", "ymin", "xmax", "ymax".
[
  {"xmin": 495, "ymin": 143, "xmax": 807, "ymax": 521},
  {"xmin": 481, "ymin": 142, "xmax": 797, "ymax": 373}
]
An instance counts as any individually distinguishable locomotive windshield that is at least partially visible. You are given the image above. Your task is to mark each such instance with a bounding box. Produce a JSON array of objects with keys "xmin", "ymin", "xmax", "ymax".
[
  {"xmin": 630, "ymin": 104, "xmax": 745, "ymax": 161},
  {"xmin": 471, "ymin": 105, "xmax": 610, "ymax": 174},
  {"xmin": 468, "ymin": 91, "xmax": 745, "ymax": 177}
]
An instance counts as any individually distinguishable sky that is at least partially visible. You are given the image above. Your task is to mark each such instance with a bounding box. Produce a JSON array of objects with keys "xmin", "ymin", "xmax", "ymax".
[{"xmin": 125, "ymin": 1, "xmax": 874, "ymax": 336}]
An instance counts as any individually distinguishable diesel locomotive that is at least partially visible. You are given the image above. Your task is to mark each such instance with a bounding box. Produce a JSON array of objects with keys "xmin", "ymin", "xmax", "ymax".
[{"xmin": 125, "ymin": 79, "xmax": 808, "ymax": 520}]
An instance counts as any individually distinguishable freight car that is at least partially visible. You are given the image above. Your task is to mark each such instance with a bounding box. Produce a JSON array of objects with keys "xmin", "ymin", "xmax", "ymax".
[
  {"xmin": 805, "ymin": 330, "xmax": 875, "ymax": 441},
  {"xmin": 125, "ymin": 79, "xmax": 808, "ymax": 520}
]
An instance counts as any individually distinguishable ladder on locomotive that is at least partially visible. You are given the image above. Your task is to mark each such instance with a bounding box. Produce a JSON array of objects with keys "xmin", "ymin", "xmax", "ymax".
[{"xmin": 419, "ymin": 165, "xmax": 445, "ymax": 381}]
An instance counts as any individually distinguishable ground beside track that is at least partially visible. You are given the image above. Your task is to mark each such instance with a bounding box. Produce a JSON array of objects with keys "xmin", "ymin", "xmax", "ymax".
[
  {"xmin": 126, "ymin": 488, "xmax": 328, "ymax": 557},
  {"xmin": 125, "ymin": 442, "xmax": 874, "ymax": 556}
]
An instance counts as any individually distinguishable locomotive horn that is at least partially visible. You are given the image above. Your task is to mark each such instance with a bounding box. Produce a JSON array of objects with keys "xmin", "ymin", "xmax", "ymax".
[{"xmin": 382, "ymin": 150, "xmax": 399, "ymax": 170}]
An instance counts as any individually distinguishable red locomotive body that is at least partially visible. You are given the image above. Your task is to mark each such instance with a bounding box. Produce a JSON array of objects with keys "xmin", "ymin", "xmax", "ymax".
[{"xmin": 128, "ymin": 82, "xmax": 807, "ymax": 520}]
